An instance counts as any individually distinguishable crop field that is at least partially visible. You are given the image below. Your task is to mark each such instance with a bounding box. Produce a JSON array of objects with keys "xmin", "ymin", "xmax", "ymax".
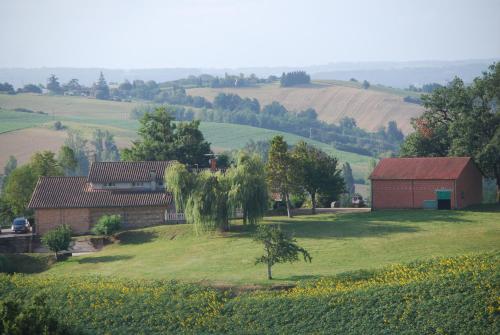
[
  {"xmin": 188, "ymin": 81, "xmax": 424, "ymax": 134},
  {"xmin": 0, "ymin": 93, "xmax": 373, "ymax": 178},
  {"xmin": 37, "ymin": 208, "xmax": 500, "ymax": 284},
  {"xmin": 0, "ymin": 108, "xmax": 51, "ymax": 133}
]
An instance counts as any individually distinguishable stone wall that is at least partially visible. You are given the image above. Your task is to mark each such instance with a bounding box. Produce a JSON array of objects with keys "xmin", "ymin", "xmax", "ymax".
[{"xmin": 35, "ymin": 208, "xmax": 91, "ymax": 235}]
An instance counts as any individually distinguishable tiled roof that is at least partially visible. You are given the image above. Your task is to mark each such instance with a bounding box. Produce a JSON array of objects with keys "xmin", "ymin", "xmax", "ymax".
[
  {"xmin": 88, "ymin": 161, "xmax": 175, "ymax": 183},
  {"xmin": 28, "ymin": 177, "xmax": 172, "ymax": 209},
  {"xmin": 370, "ymin": 157, "xmax": 472, "ymax": 180}
]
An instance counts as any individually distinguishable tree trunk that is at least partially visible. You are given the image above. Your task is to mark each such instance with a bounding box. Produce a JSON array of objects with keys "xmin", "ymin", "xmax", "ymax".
[
  {"xmin": 285, "ymin": 193, "xmax": 293, "ymax": 218},
  {"xmin": 243, "ymin": 208, "xmax": 247, "ymax": 225},
  {"xmin": 267, "ymin": 262, "xmax": 272, "ymax": 280},
  {"xmin": 311, "ymin": 192, "xmax": 316, "ymax": 215},
  {"xmin": 496, "ymin": 177, "xmax": 500, "ymax": 203}
]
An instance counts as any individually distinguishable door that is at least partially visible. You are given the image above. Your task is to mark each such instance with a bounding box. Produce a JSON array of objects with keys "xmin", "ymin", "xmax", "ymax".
[{"xmin": 436, "ymin": 190, "xmax": 452, "ymax": 210}]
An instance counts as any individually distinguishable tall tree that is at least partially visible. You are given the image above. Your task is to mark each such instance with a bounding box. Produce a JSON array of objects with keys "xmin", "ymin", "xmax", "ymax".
[
  {"xmin": 122, "ymin": 107, "xmax": 211, "ymax": 166},
  {"xmin": 291, "ymin": 141, "xmax": 344, "ymax": 214},
  {"xmin": 228, "ymin": 153, "xmax": 268, "ymax": 225},
  {"xmin": 91, "ymin": 129, "xmax": 120, "ymax": 162},
  {"xmin": 64, "ymin": 130, "xmax": 90, "ymax": 176},
  {"xmin": 30, "ymin": 151, "xmax": 63, "ymax": 177},
  {"xmin": 3, "ymin": 156, "xmax": 17, "ymax": 177},
  {"xmin": 266, "ymin": 136, "xmax": 296, "ymax": 217},
  {"xmin": 47, "ymin": 74, "xmax": 62, "ymax": 94},
  {"xmin": 58, "ymin": 146, "xmax": 78, "ymax": 176},
  {"xmin": 400, "ymin": 63, "xmax": 500, "ymax": 201},
  {"xmin": 2, "ymin": 165, "xmax": 37, "ymax": 216},
  {"xmin": 342, "ymin": 162, "xmax": 355, "ymax": 195},
  {"xmin": 254, "ymin": 224, "xmax": 312, "ymax": 280},
  {"xmin": 94, "ymin": 72, "xmax": 110, "ymax": 100}
]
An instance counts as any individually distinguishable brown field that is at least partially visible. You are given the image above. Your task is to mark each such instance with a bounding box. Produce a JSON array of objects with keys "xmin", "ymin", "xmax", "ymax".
[
  {"xmin": 188, "ymin": 82, "xmax": 424, "ymax": 133},
  {"xmin": 0, "ymin": 126, "xmax": 132, "ymax": 168}
]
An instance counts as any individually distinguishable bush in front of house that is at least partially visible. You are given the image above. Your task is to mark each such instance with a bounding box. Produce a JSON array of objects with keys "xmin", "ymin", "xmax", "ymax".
[
  {"xmin": 91, "ymin": 215, "xmax": 121, "ymax": 236},
  {"xmin": 41, "ymin": 224, "xmax": 72, "ymax": 261}
]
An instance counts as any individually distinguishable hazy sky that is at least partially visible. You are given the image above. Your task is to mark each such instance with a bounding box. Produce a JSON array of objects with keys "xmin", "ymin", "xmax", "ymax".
[{"xmin": 1, "ymin": 0, "xmax": 499, "ymax": 68}]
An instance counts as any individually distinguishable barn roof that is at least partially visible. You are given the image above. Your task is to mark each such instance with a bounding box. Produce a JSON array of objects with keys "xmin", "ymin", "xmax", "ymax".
[
  {"xmin": 369, "ymin": 157, "xmax": 472, "ymax": 180},
  {"xmin": 28, "ymin": 176, "xmax": 172, "ymax": 209},
  {"xmin": 88, "ymin": 161, "xmax": 175, "ymax": 183}
]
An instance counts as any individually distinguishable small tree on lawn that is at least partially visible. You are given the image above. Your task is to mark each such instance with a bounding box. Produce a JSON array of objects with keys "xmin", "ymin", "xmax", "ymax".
[
  {"xmin": 91, "ymin": 215, "xmax": 122, "ymax": 236},
  {"xmin": 254, "ymin": 224, "xmax": 312, "ymax": 280},
  {"xmin": 41, "ymin": 225, "xmax": 72, "ymax": 261}
]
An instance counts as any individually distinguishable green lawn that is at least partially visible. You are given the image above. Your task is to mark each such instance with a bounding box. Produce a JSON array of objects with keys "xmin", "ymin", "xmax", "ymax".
[{"xmin": 43, "ymin": 208, "xmax": 500, "ymax": 285}]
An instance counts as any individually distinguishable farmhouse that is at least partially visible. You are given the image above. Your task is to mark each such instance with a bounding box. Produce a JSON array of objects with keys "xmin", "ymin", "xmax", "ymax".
[
  {"xmin": 28, "ymin": 161, "xmax": 178, "ymax": 235},
  {"xmin": 370, "ymin": 157, "xmax": 482, "ymax": 210}
]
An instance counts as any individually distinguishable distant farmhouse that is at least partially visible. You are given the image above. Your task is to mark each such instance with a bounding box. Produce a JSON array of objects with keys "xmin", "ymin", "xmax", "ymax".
[
  {"xmin": 370, "ymin": 157, "xmax": 482, "ymax": 210},
  {"xmin": 28, "ymin": 161, "xmax": 179, "ymax": 235}
]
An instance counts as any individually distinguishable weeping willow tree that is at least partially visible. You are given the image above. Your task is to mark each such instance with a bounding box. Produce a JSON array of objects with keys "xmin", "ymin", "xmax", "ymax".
[
  {"xmin": 165, "ymin": 163, "xmax": 231, "ymax": 233},
  {"xmin": 227, "ymin": 153, "xmax": 268, "ymax": 225},
  {"xmin": 165, "ymin": 155, "xmax": 268, "ymax": 233}
]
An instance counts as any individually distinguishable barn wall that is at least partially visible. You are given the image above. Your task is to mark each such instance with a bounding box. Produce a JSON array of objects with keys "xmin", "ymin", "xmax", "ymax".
[
  {"xmin": 372, "ymin": 180, "xmax": 413, "ymax": 209},
  {"xmin": 35, "ymin": 208, "xmax": 90, "ymax": 235},
  {"xmin": 372, "ymin": 179, "xmax": 457, "ymax": 209},
  {"xmin": 413, "ymin": 180, "xmax": 455, "ymax": 208},
  {"xmin": 456, "ymin": 161, "xmax": 483, "ymax": 208}
]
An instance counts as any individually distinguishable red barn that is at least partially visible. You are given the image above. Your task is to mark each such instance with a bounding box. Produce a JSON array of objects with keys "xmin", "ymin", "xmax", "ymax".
[{"xmin": 369, "ymin": 157, "xmax": 482, "ymax": 210}]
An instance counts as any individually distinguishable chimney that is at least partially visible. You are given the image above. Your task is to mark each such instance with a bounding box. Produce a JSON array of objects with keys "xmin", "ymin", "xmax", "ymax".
[
  {"xmin": 149, "ymin": 170, "xmax": 157, "ymax": 190},
  {"xmin": 210, "ymin": 158, "xmax": 217, "ymax": 171}
]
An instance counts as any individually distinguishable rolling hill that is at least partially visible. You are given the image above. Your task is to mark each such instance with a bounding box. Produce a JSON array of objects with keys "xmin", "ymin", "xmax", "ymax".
[
  {"xmin": 188, "ymin": 81, "xmax": 424, "ymax": 134},
  {"xmin": 0, "ymin": 94, "xmax": 373, "ymax": 179}
]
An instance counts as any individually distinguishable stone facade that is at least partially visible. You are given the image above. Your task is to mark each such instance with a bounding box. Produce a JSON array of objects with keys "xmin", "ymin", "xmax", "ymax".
[{"xmin": 35, "ymin": 208, "xmax": 91, "ymax": 235}]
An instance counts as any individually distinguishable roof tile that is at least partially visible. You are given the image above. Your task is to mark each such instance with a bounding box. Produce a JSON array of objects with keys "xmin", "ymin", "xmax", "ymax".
[{"xmin": 370, "ymin": 157, "xmax": 472, "ymax": 180}]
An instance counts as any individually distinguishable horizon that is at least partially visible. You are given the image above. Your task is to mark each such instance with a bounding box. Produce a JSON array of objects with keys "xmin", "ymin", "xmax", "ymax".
[{"xmin": 1, "ymin": 0, "xmax": 499, "ymax": 69}]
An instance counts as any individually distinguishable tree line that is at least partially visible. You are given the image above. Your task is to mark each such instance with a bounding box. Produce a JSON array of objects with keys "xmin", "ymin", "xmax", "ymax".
[
  {"xmin": 197, "ymin": 92, "xmax": 404, "ymax": 156},
  {"xmin": 280, "ymin": 71, "xmax": 311, "ymax": 87}
]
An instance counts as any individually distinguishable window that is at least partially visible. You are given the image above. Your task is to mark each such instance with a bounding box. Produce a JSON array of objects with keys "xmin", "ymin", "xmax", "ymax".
[
  {"xmin": 132, "ymin": 182, "xmax": 144, "ymax": 187},
  {"xmin": 104, "ymin": 182, "xmax": 116, "ymax": 187}
]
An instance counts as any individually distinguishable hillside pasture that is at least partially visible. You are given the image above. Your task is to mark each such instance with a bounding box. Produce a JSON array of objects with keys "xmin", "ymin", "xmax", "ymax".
[
  {"xmin": 188, "ymin": 81, "xmax": 424, "ymax": 134},
  {"xmin": 0, "ymin": 94, "xmax": 373, "ymax": 178},
  {"xmin": 0, "ymin": 108, "xmax": 51, "ymax": 133},
  {"xmin": 42, "ymin": 209, "xmax": 500, "ymax": 285}
]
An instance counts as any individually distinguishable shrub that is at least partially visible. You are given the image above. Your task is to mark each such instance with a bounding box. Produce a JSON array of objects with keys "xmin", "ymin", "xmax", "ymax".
[
  {"xmin": 91, "ymin": 215, "xmax": 121, "ymax": 236},
  {"xmin": 0, "ymin": 255, "xmax": 12, "ymax": 274},
  {"xmin": 0, "ymin": 294, "xmax": 78, "ymax": 335},
  {"xmin": 41, "ymin": 224, "xmax": 72, "ymax": 261}
]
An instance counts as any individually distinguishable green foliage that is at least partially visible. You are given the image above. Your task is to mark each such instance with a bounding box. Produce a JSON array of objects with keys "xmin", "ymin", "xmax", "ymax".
[
  {"xmin": 280, "ymin": 71, "xmax": 311, "ymax": 87},
  {"xmin": 2, "ymin": 165, "xmax": 37, "ymax": 216},
  {"xmin": 3, "ymin": 155, "xmax": 17, "ymax": 177},
  {"xmin": 164, "ymin": 162, "xmax": 195, "ymax": 213},
  {"xmin": 30, "ymin": 151, "xmax": 64, "ymax": 177},
  {"xmin": 47, "ymin": 74, "xmax": 62, "ymax": 94},
  {"xmin": 41, "ymin": 224, "xmax": 72, "ymax": 260},
  {"xmin": 0, "ymin": 254, "xmax": 497, "ymax": 334},
  {"xmin": 227, "ymin": 153, "xmax": 268, "ymax": 225},
  {"xmin": 342, "ymin": 162, "xmax": 355, "ymax": 195},
  {"xmin": 57, "ymin": 146, "xmax": 78, "ymax": 176},
  {"xmin": 362, "ymin": 80, "xmax": 370, "ymax": 89},
  {"xmin": 266, "ymin": 136, "xmax": 296, "ymax": 217},
  {"xmin": 400, "ymin": 63, "xmax": 500, "ymax": 200},
  {"xmin": 291, "ymin": 141, "xmax": 344, "ymax": 213},
  {"xmin": 64, "ymin": 130, "xmax": 90, "ymax": 176},
  {"xmin": 91, "ymin": 129, "xmax": 120, "ymax": 162},
  {"xmin": 0, "ymin": 294, "xmax": 77, "ymax": 335},
  {"xmin": 122, "ymin": 107, "xmax": 212, "ymax": 166},
  {"xmin": 254, "ymin": 224, "xmax": 312, "ymax": 279},
  {"xmin": 93, "ymin": 72, "xmax": 110, "ymax": 100},
  {"xmin": 91, "ymin": 215, "xmax": 122, "ymax": 236}
]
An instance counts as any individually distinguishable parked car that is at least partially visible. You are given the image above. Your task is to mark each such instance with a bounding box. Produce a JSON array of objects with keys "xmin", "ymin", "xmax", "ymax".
[
  {"xmin": 11, "ymin": 217, "xmax": 31, "ymax": 233},
  {"xmin": 351, "ymin": 194, "xmax": 365, "ymax": 208}
]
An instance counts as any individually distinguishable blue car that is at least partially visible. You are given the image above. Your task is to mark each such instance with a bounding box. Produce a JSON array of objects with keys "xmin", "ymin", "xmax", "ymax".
[{"xmin": 11, "ymin": 217, "xmax": 31, "ymax": 233}]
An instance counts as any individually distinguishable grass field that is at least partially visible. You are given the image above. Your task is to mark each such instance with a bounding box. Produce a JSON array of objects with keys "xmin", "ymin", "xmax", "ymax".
[
  {"xmin": 0, "ymin": 108, "xmax": 51, "ymax": 133},
  {"xmin": 0, "ymin": 93, "xmax": 373, "ymax": 178},
  {"xmin": 41, "ymin": 208, "xmax": 500, "ymax": 285},
  {"xmin": 188, "ymin": 81, "xmax": 424, "ymax": 134}
]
